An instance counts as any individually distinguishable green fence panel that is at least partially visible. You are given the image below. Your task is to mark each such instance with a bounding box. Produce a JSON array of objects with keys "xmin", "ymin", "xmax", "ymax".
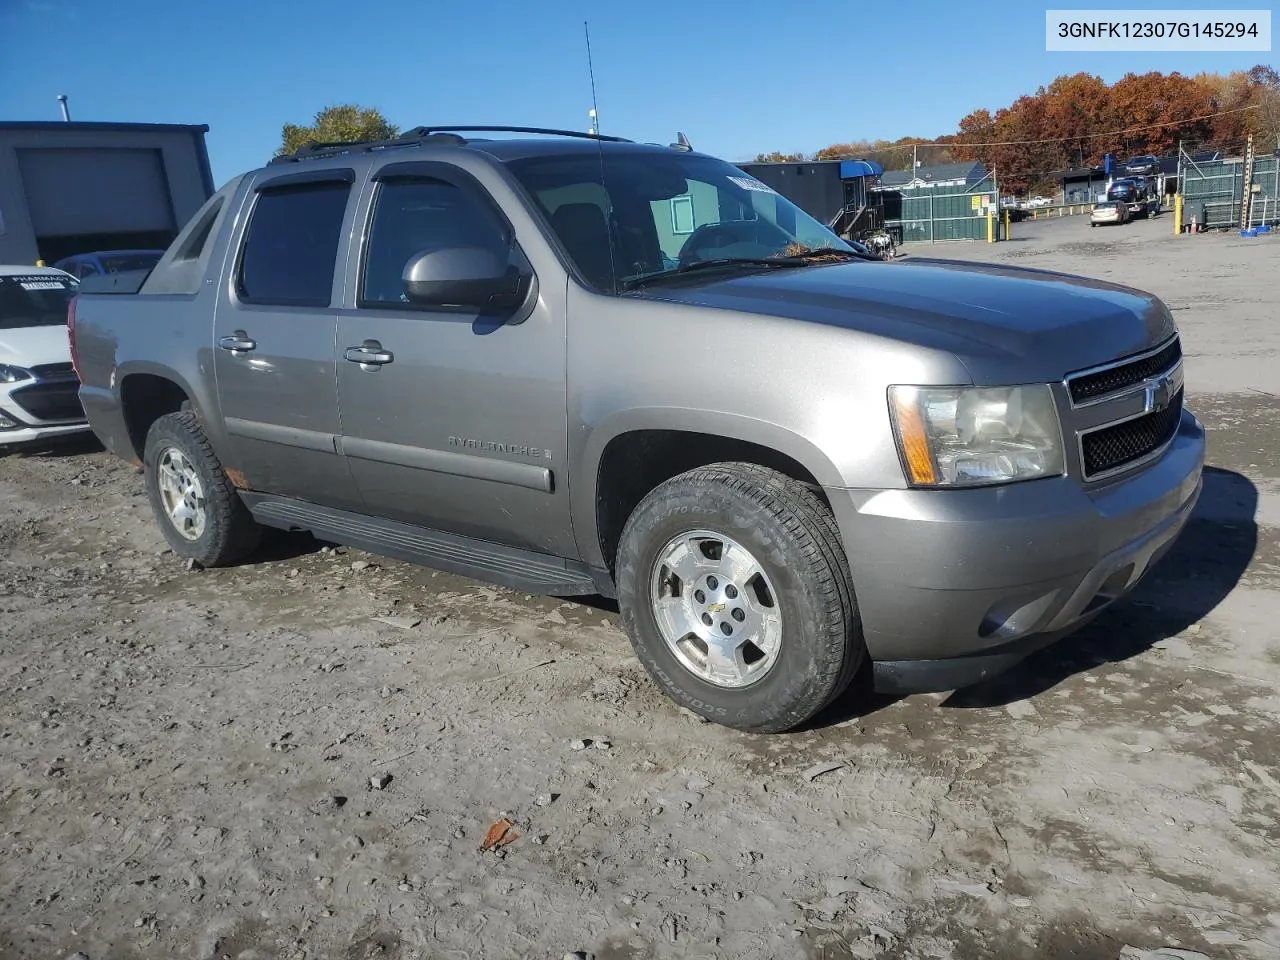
[
  {"xmin": 876, "ymin": 173, "xmax": 997, "ymax": 243},
  {"xmin": 1181, "ymin": 158, "xmax": 1245, "ymax": 228},
  {"xmin": 1249, "ymin": 156, "xmax": 1280, "ymax": 226}
]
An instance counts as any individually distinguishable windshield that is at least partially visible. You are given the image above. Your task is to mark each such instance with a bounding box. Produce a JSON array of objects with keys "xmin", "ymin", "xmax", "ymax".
[
  {"xmin": 0, "ymin": 274, "xmax": 77, "ymax": 330},
  {"xmin": 505, "ymin": 151, "xmax": 854, "ymax": 292},
  {"xmin": 99, "ymin": 252, "xmax": 163, "ymax": 273}
]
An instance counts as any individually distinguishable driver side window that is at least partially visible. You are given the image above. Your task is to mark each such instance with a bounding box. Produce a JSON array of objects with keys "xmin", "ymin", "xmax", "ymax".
[{"xmin": 360, "ymin": 178, "xmax": 508, "ymax": 308}]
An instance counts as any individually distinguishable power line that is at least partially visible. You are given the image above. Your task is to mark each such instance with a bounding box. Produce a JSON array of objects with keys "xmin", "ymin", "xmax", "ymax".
[{"xmin": 920, "ymin": 102, "xmax": 1261, "ymax": 148}]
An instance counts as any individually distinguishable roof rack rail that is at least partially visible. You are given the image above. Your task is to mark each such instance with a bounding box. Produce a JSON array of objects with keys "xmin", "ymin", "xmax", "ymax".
[
  {"xmin": 269, "ymin": 125, "xmax": 632, "ymax": 165},
  {"xmin": 268, "ymin": 130, "xmax": 465, "ymax": 165},
  {"xmin": 397, "ymin": 125, "xmax": 632, "ymax": 143}
]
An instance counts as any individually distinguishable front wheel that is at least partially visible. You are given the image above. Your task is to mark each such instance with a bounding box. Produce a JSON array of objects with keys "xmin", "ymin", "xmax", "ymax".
[
  {"xmin": 143, "ymin": 411, "xmax": 262, "ymax": 567},
  {"xmin": 615, "ymin": 463, "xmax": 863, "ymax": 733}
]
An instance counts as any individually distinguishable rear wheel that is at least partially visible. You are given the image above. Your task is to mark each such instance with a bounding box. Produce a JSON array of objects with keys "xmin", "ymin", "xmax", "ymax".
[
  {"xmin": 143, "ymin": 412, "xmax": 261, "ymax": 567},
  {"xmin": 615, "ymin": 462, "xmax": 863, "ymax": 733}
]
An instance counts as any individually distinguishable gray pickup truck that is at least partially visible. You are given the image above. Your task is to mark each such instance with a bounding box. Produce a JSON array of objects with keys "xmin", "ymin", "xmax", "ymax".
[{"xmin": 71, "ymin": 126, "xmax": 1204, "ymax": 733}]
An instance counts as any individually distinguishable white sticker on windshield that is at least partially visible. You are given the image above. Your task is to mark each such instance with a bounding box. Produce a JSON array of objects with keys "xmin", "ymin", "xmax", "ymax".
[
  {"xmin": 18, "ymin": 281, "xmax": 67, "ymax": 290},
  {"xmin": 728, "ymin": 175, "xmax": 776, "ymax": 194}
]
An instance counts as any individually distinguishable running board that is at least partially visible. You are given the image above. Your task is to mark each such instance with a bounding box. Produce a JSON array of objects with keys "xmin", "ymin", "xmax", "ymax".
[{"xmin": 243, "ymin": 495, "xmax": 601, "ymax": 597}]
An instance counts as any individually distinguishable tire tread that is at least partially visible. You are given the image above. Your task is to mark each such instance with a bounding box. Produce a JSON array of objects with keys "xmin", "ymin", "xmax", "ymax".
[
  {"xmin": 144, "ymin": 411, "xmax": 260, "ymax": 567},
  {"xmin": 617, "ymin": 462, "xmax": 864, "ymax": 733}
]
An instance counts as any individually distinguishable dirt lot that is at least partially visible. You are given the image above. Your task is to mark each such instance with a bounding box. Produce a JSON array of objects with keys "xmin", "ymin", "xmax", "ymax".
[{"xmin": 3, "ymin": 214, "xmax": 1279, "ymax": 960}]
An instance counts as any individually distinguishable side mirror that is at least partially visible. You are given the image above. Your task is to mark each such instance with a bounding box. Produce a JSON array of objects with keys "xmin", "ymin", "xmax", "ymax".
[{"xmin": 402, "ymin": 247, "xmax": 530, "ymax": 312}]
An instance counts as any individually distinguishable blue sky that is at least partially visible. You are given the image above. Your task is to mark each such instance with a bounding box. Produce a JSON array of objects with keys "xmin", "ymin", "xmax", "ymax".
[{"xmin": 0, "ymin": 0, "xmax": 1271, "ymax": 185}]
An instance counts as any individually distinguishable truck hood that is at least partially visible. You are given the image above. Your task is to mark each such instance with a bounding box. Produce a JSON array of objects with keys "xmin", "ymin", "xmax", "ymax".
[
  {"xmin": 0, "ymin": 325, "xmax": 73, "ymax": 368},
  {"xmin": 632, "ymin": 258, "xmax": 1176, "ymax": 384}
]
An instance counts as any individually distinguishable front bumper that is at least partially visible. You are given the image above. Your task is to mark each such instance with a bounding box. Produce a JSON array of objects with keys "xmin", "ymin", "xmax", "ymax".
[
  {"xmin": 1, "ymin": 383, "xmax": 90, "ymax": 447},
  {"xmin": 0, "ymin": 414, "xmax": 91, "ymax": 447},
  {"xmin": 826, "ymin": 410, "xmax": 1205, "ymax": 692}
]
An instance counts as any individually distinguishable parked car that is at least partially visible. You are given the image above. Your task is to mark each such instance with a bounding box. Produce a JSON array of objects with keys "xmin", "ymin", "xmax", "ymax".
[
  {"xmin": 1090, "ymin": 200, "xmax": 1130, "ymax": 227},
  {"xmin": 0, "ymin": 266, "xmax": 88, "ymax": 448},
  {"xmin": 1121, "ymin": 155, "xmax": 1159, "ymax": 177},
  {"xmin": 70, "ymin": 125, "xmax": 1204, "ymax": 733},
  {"xmin": 1026, "ymin": 196, "xmax": 1054, "ymax": 208},
  {"xmin": 1107, "ymin": 179, "xmax": 1153, "ymax": 217},
  {"xmin": 54, "ymin": 249, "xmax": 164, "ymax": 280}
]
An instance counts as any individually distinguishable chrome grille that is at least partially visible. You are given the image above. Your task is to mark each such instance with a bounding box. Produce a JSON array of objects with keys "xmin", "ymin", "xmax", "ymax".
[
  {"xmin": 1081, "ymin": 390, "xmax": 1183, "ymax": 477},
  {"xmin": 1069, "ymin": 338, "xmax": 1181, "ymax": 403},
  {"xmin": 1065, "ymin": 336, "xmax": 1184, "ymax": 481}
]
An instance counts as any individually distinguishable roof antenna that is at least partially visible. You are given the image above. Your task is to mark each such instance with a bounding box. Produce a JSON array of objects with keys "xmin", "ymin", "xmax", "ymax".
[
  {"xmin": 57, "ymin": 94, "xmax": 70, "ymax": 122},
  {"xmin": 584, "ymin": 21, "xmax": 601, "ymax": 136},
  {"xmin": 670, "ymin": 131, "xmax": 691, "ymax": 151},
  {"xmin": 583, "ymin": 20, "xmax": 618, "ymax": 294}
]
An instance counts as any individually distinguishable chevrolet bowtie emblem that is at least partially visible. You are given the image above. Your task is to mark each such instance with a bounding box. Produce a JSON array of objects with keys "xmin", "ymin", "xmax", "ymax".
[
  {"xmin": 1144, "ymin": 375, "xmax": 1172, "ymax": 414},
  {"xmin": 707, "ymin": 602, "xmax": 726, "ymax": 613}
]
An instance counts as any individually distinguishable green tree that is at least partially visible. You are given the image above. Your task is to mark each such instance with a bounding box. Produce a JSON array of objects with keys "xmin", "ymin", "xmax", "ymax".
[
  {"xmin": 753, "ymin": 151, "xmax": 808, "ymax": 162},
  {"xmin": 278, "ymin": 104, "xmax": 399, "ymax": 156}
]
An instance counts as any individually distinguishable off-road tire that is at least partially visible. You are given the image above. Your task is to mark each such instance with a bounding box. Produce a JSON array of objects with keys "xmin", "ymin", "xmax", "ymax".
[
  {"xmin": 143, "ymin": 412, "xmax": 261, "ymax": 567},
  {"xmin": 616, "ymin": 462, "xmax": 864, "ymax": 733}
]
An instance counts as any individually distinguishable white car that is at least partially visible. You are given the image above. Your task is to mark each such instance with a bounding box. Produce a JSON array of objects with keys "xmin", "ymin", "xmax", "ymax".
[{"xmin": 0, "ymin": 265, "xmax": 90, "ymax": 448}]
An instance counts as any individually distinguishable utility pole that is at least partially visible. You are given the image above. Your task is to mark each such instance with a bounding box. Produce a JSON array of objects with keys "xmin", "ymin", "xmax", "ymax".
[{"xmin": 1240, "ymin": 133, "xmax": 1255, "ymax": 229}]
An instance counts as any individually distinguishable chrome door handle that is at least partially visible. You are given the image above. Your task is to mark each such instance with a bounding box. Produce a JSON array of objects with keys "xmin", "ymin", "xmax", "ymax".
[
  {"xmin": 344, "ymin": 341, "xmax": 394, "ymax": 367},
  {"xmin": 218, "ymin": 331, "xmax": 256, "ymax": 354}
]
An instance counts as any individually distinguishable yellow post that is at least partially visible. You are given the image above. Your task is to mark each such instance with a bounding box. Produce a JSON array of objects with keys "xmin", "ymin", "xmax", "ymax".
[
  {"xmin": 987, "ymin": 210, "xmax": 994, "ymax": 243},
  {"xmin": 1004, "ymin": 208, "xmax": 1011, "ymax": 240},
  {"xmin": 35, "ymin": 259, "xmax": 44, "ymax": 267},
  {"xmin": 1173, "ymin": 194, "xmax": 1183, "ymax": 235}
]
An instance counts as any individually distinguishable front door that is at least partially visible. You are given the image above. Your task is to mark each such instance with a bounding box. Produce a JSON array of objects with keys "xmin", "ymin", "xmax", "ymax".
[
  {"xmin": 213, "ymin": 172, "xmax": 362, "ymax": 510},
  {"xmin": 335, "ymin": 167, "xmax": 574, "ymax": 557}
]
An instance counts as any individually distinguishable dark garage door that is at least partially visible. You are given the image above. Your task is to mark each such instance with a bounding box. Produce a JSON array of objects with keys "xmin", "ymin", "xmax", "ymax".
[{"xmin": 17, "ymin": 147, "xmax": 178, "ymax": 261}]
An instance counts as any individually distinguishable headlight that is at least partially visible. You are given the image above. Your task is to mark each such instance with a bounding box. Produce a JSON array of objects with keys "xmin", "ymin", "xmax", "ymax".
[
  {"xmin": 889, "ymin": 384, "xmax": 1065, "ymax": 487},
  {"xmin": 0, "ymin": 364, "xmax": 33, "ymax": 384}
]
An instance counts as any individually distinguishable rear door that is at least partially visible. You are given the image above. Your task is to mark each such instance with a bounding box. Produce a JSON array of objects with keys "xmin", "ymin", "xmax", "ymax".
[
  {"xmin": 334, "ymin": 161, "xmax": 574, "ymax": 556},
  {"xmin": 212, "ymin": 169, "xmax": 363, "ymax": 509}
]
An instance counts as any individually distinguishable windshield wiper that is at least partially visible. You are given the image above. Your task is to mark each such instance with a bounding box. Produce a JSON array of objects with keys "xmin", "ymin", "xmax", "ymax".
[{"xmin": 620, "ymin": 252, "xmax": 859, "ymax": 291}]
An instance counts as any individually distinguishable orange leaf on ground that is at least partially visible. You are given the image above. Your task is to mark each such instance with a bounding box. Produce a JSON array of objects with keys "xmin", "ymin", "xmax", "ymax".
[{"xmin": 481, "ymin": 818, "xmax": 520, "ymax": 851}]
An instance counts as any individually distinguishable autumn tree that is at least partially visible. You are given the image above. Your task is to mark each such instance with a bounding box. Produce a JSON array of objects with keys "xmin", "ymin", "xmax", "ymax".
[
  {"xmin": 1247, "ymin": 65, "xmax": 1280, "ymax": 148},
  {"xmin": 813, "ymin": 137, "xmax": 948, "ymax": 171},
  {"xmin": 279, "ymin": 105, "xmax": 399, "ymax": 156},
  {"xmin": 749, "ymin": 65, "xmax": 1279, "ymax": 191}
]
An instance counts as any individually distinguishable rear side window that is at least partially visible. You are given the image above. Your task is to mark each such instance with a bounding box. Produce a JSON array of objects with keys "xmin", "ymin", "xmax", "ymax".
[
  {"xmin": 174, "ymin": 197, "xmax": 225, "ymax": 263},
  {"xmin": 360, "ymin": 178, "xmax": 509, "ymax": 307},
  {"xmin": 238, "ymin": 181, "xmax": 350, "ymax": 306}
]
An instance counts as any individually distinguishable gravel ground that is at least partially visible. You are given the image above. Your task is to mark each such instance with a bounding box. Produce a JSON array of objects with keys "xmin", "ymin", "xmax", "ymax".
[{"xmin": 2, "ymin": 214, "xmax": 1278, "ymax": 960}]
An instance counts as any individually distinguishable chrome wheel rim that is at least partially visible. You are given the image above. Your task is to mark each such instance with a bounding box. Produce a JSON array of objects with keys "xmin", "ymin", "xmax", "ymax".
[
  {"xmin": 156, "ymin": 447, "xmax": 207, "ymax": 541},
  {"xmin": 649, "ymin": 530, "xmax": 782, "ymax": 689}
]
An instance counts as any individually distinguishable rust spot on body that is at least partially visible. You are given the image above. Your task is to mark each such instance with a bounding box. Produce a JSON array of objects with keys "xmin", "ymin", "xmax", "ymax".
[{"xmin": 224, "ymin": 467, "xmax": 249, "ymax": 490}]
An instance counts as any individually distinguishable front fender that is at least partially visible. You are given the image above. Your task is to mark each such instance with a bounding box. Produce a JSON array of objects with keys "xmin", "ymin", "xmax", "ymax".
[{"xmin": 572, "ymin": 406, "xmax": 848, "ymax": 570}]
